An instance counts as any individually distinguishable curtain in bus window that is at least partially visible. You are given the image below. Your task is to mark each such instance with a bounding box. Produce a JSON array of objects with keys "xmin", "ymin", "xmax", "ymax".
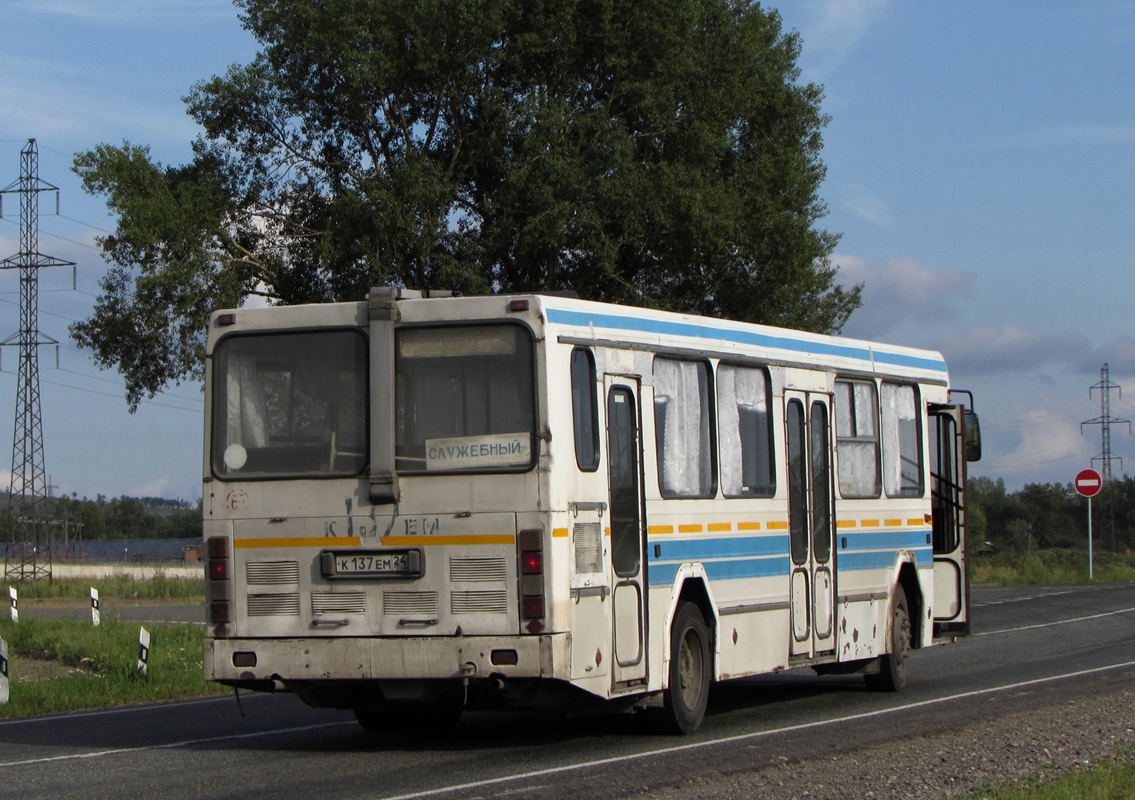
[
  {"xmin": 834, "ymin": 380, "xmax": 880, "ymax": 498},
  {"xmin": 653, "ymin": 358, "xmax": 713, "ymax": 497},
  {"xmin": 718, "ymin": 365, "xmax": 773, "ymax": 497},
  {"xmin": 881, "ymin": 383, "xmax": 923, "ymax": 497},
  {"xmin": 225, "ymin": 354, "xmax": 269, "ymax": 452}
]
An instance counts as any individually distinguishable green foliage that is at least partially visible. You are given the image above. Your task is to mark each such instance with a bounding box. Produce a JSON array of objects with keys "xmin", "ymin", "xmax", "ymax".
[
  {"xmin": 73, "ymin": 0, "xmax": 858, "ymax": 408},
  {"xmin": 958, "ymin": 749, "xmax": 1135, "ymax": 799},
  {"xmin": 0, "ymin": 618, "xmax": 223, "ymax": 718},
  {"xmin": 972, "ymin": 548, "xmax": 1135, "ymax": 586},
  {"xmin": 968, "ymin": 474, "xmax": 1135, "ymax": 556},
  {"xmin": 9, "ymin": 575, "xmax": 204, "ymax": 601},
  {"xmin": 47, "ymin": 493, "xmax": 201, "ymax": 540}
]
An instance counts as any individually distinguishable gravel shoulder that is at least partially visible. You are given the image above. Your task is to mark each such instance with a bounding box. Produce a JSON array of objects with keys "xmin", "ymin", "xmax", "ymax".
[{"xmin": 630, "ymin": 686, "xmax": 1135, "ymax": 800}]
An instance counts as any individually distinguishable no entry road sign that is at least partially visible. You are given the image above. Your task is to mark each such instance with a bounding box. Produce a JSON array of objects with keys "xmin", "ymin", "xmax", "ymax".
[{"xmin": 1075, "ymin": 468, "xmax": 1103, "ymax": 498}]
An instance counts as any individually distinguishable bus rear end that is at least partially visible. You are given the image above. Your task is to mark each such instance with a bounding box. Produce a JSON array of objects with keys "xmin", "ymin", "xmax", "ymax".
[{"xmin": 203, "ymin": 292, "xmax": 569, "ymax": 730}]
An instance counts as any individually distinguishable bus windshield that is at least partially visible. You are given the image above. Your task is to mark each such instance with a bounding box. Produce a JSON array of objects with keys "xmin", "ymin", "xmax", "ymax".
[
  {"xmin": 212, "ymin": 329, "xmax": 368, "ymax": 479},
  {"xmin": 395, "ymin": 324, "xmax": 535, "ymax": 472}
]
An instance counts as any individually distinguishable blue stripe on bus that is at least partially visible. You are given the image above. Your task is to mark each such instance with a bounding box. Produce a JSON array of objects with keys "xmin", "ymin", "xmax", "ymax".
[
  {"xmin": 839, "ymin": 529, "xmax": 932, "ymax": 551},
  {"xmin": 838, "ymin": 547, "xmax": 933, "ymax": 571},
  {"xmin": 649, "ymin": 535, "xmax": 790, "ymax": 561},
  {"xmin": 546, "ymin": 308, "xmax": 948, "ymax": 373},
  {"xmin": 648, "ymin": 556, "xmax": 792, "ymax": 587}
]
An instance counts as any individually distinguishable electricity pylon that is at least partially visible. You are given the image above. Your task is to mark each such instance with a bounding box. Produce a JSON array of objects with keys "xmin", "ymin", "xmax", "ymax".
[{"xmin": 0, "ymin": 139, "xmax": 74, "ymax": 581}]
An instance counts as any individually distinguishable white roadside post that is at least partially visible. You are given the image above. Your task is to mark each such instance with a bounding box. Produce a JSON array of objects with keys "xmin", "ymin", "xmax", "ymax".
[
  {"xmin": 1, "ymin": 637, "xmax": 8, "ymax": 704},
  {"xmin": 137, "ymin": 627, "xmax": 150, "ymax": 675},
  {"xmin": 90, "ymin": 587, "xmax": 100, "ymax": 627},
  {"xmin": 8, "ymin": 587, "xmax": 16, "ymax": 624},
  {"xmin": 1074, "ymin": 468, "xmax": 1103, "ymax": 582}
]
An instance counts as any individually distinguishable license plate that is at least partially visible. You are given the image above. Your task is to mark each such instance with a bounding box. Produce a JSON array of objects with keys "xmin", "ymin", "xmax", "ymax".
[
  {"xmin": 338, "ymin": 553, "xmax": 407, "ymax": 573},
  {"xmin": 321, "ymin": 549, "xmax": 421, "ymax": 579}
]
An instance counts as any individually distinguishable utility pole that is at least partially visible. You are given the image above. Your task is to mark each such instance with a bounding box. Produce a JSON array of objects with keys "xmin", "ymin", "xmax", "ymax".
[
  {"xmin": 1082, "ymin": 362, "xmax": 1130, "ymax": 552},
  {"xmin": 0, "ymin": 139, "xmax": 75, "ymax": 581}
]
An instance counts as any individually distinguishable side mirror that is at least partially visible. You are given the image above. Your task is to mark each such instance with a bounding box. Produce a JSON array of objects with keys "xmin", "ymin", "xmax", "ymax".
[{"xmin": 964, "ymin": 411, "xmax": 982, "ymax": 462}]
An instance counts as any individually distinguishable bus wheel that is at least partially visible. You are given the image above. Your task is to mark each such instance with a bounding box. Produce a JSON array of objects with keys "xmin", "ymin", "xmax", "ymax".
[
  {"xmin": 866, "ymin": 585, "xmax": 911, "ymax": 692},
  {"xmin": 661, "ymin": 602, "xmax": 711, "ymax": 734},
  {"xmin": 354, "ymin": 695, "xmax": 464, "ymax": 736}
]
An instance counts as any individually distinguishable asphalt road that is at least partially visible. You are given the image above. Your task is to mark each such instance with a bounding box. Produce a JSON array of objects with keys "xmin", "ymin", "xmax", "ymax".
[{"xmin": 1, "ymin": 583, "xmax": 1133, "ymax": 800}]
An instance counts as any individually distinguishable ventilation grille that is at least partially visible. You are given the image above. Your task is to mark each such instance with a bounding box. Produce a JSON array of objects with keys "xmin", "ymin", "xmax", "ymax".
[
  {"xmin": 247, "ymin": 593, "xmax": 300, "ymax": 616},
  {"xmin": 450, "ymin": 557, "xmax": 507, "ymax": 583},
  {"xmin": 383, "ymin": 591, "xmax": 439, "ymax": 616},
  {"xmin": 246, "ymin": 561, "xmax": 300, "ymax": 585},
  {"xmin": 312, "ymin": 592, "xmax": 366, "ymax": 615},
  {"xmin": 574, "ymin": 522, "xmax": 603, "ymax": 574},
  {"xmin": 451, "ymin": 590, "xmax": 508, "ymax": 614}
]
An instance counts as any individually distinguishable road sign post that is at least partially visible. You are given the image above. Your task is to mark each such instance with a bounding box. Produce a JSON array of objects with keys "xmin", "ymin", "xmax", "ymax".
[{"xmin": 1075, "ymin": 469, "xmax": 1103, "ymax": 581}]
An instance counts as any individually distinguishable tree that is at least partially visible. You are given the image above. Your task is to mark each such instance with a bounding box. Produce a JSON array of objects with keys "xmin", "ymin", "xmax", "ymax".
[{"xmin": 73, "ymin": 0, "xmax": 859, "ymax": 408}]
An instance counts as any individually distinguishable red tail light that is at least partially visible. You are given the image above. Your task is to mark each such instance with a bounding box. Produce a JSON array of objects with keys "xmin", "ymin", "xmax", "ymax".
[
  {"xmin": 207, "ymin": 536, "xmax": 231, "ymax": 629},
  {"xmin": 521, "ymin": 551, "xmax": 542, "ymax": 574},
  {"xmin": 522, "ymin": 596, "xmax": 545, "ymax": 618},
  {"xmin": 519, "ymin": 528, "xmax": 544, "ymax": 631}
]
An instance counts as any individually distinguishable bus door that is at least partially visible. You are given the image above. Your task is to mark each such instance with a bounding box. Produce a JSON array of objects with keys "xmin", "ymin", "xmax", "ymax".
[
  {"xmin": 929, "ymin": 404, "xmax": 970, "ymax": 638},
  {"xmin": 605, "ymin": 377, "xmax": 648, "ymax": 687},
  {"xmin": 785, "ymin": 392, "xmax": 837, "ymax": 659}
]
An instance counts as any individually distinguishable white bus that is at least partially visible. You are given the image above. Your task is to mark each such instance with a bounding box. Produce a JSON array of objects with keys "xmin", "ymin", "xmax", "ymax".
[{"xmin": 203, "ymin": 288, "xmax": 979, "ymax": 734}]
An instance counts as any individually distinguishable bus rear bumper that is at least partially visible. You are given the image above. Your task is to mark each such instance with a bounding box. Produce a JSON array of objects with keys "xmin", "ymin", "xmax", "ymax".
[{"xmin": 206, "ymin": 633, "xmax": 567, "ymax": 684}]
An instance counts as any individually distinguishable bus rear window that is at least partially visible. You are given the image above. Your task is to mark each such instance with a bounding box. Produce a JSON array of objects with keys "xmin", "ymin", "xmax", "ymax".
[
  {"xmin": 395, "ymin": 324, "xmax": 536, "ymax": 472},
  {"xmin": 212, "ymin": 330, "xmax": 368, "ymax": 479}
]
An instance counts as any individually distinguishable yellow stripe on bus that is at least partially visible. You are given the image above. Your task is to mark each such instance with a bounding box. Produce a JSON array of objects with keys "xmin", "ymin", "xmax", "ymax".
[
  {"xmin": 885, "ymin": 519, "xmax": 903, "ymax": 527},
  {"xmin": 737, "ymin": 522, "xmax": 761, "ymax": 531},
  {"xmin": 767, "ymin": 521, "xmax": 789, "ymax": 530},
  {"xmin": 862, "ymin": 519, "xmax": 880, "ymax": 528},
  {"xmin": 648, "ymin": 525, "xmax": 674, "ymax": 535},
  {"xmin": 678, "ymin": 524, "xmax": 703, "ymax": 533},
  {"xmin": 552, "ymin": 528, "xmax": 569, "ymax": 538},
  {"xmin": 908, "ymin": 518, "xmax": 926, "ymax": 527},
  {"xmin": 836, "ymin": 520, "xmax": 857, "ymax": 529},
  {"xmin": 235, "ymin": 537, "xmax": 362, "ymax": 549},
  {"xmin": 381, "ymin": 535, "xmax": 515, "ymax": 546},
  {"xmin": 707, "ymin": 523, "xmax": 731, "ymax": 532}
]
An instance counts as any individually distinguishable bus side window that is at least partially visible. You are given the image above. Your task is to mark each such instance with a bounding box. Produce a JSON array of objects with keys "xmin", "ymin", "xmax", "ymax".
[
  {"xmin": 718, "ymin": 364, "xmax": 774, "ymax": 497},
  {"xmin": 881, "ymin": 383, "xmax": 923, "ymax": 497},
  {"xmin": 653, "ymin": 358, "xmax": 715, "ymax": 498},
  {"xmin": 571, "ymin": 348, "xmax": 600, "ymax": 471},
  {"xmin": 834, "ymin": 379, "xmax": 881, "ymax": 498}
]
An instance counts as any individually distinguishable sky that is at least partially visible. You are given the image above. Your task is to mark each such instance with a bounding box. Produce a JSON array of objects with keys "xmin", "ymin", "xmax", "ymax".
[{"xmin": 0, "ymin": 0, "xmax": 1133, "ymax": 502}]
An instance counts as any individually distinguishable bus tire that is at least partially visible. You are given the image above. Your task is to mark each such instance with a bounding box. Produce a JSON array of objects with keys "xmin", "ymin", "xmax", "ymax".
[
  {"xmin": 661, "ymin": 601, "xmax": 711, "ymax": 734},
  {"xmin": 866, "ymin": 584, "xmax": 911, "ymax": 692}
]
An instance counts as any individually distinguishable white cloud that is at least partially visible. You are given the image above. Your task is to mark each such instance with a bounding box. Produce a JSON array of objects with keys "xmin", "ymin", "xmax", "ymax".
[
  {"xmin": 978, "ymin": 402, "xmax": 1095, "ymax": 484},
  {"xmin": 836, "ymin": 254, "xmax": 973, "ymax": 339},
  {"xmin": 11, "ymin": 0, "xmax": 236, "ymax": 23},
  {"xmin": 942, "ymin": 324, "xmax": 1135, "ymax": 378},
  {"xmin": 1007, "ymin": 125, "xmax": 1135, "ymax": 148},
  {"xmin": 0, "ymin": 68, "xmax": 202, "ymax": 148},
  {"xmin": 789, "ymin": 0, "xmax": 892, "ymax": 73},
  {"xmin": 843, "ymin": 184, "xmax": 894, "ymax": 228}
]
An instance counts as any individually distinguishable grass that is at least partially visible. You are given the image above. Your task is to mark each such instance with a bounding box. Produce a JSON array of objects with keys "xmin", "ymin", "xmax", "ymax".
[
  {"xmin": 961, "ymin": 750, "xmax": 1135, "ymax": 799},
  {"xmin": 972, "ymin": 549, "xmax": 1135, "ymax": 586},
  {"xmin": 0, "ymin": 616, "xmax": 224, "ymax": 718},
  {"xmin": 7, "ymin": 573, "xmax": 204, "ymax": 602}
]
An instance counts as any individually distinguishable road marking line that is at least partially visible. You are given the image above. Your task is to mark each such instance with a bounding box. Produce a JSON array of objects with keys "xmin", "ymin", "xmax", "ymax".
[
  {"xmin": 0, "ymin": 721, "xmax": 351, "ymax": 768},
  {"xmin": 373, "ymin": 658, "xmax": 1135, "ymax": 800},
  {"xmin": 2, "ymin": 659, "xmax": 1134, "ymax": 787},
  {"xmin": 975, "ymin": 606, "xmax": 1135, "ymax": 636},
  {"xmin": 0, "ymin": 693, "xmax": 254, "ymax": 727}
]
